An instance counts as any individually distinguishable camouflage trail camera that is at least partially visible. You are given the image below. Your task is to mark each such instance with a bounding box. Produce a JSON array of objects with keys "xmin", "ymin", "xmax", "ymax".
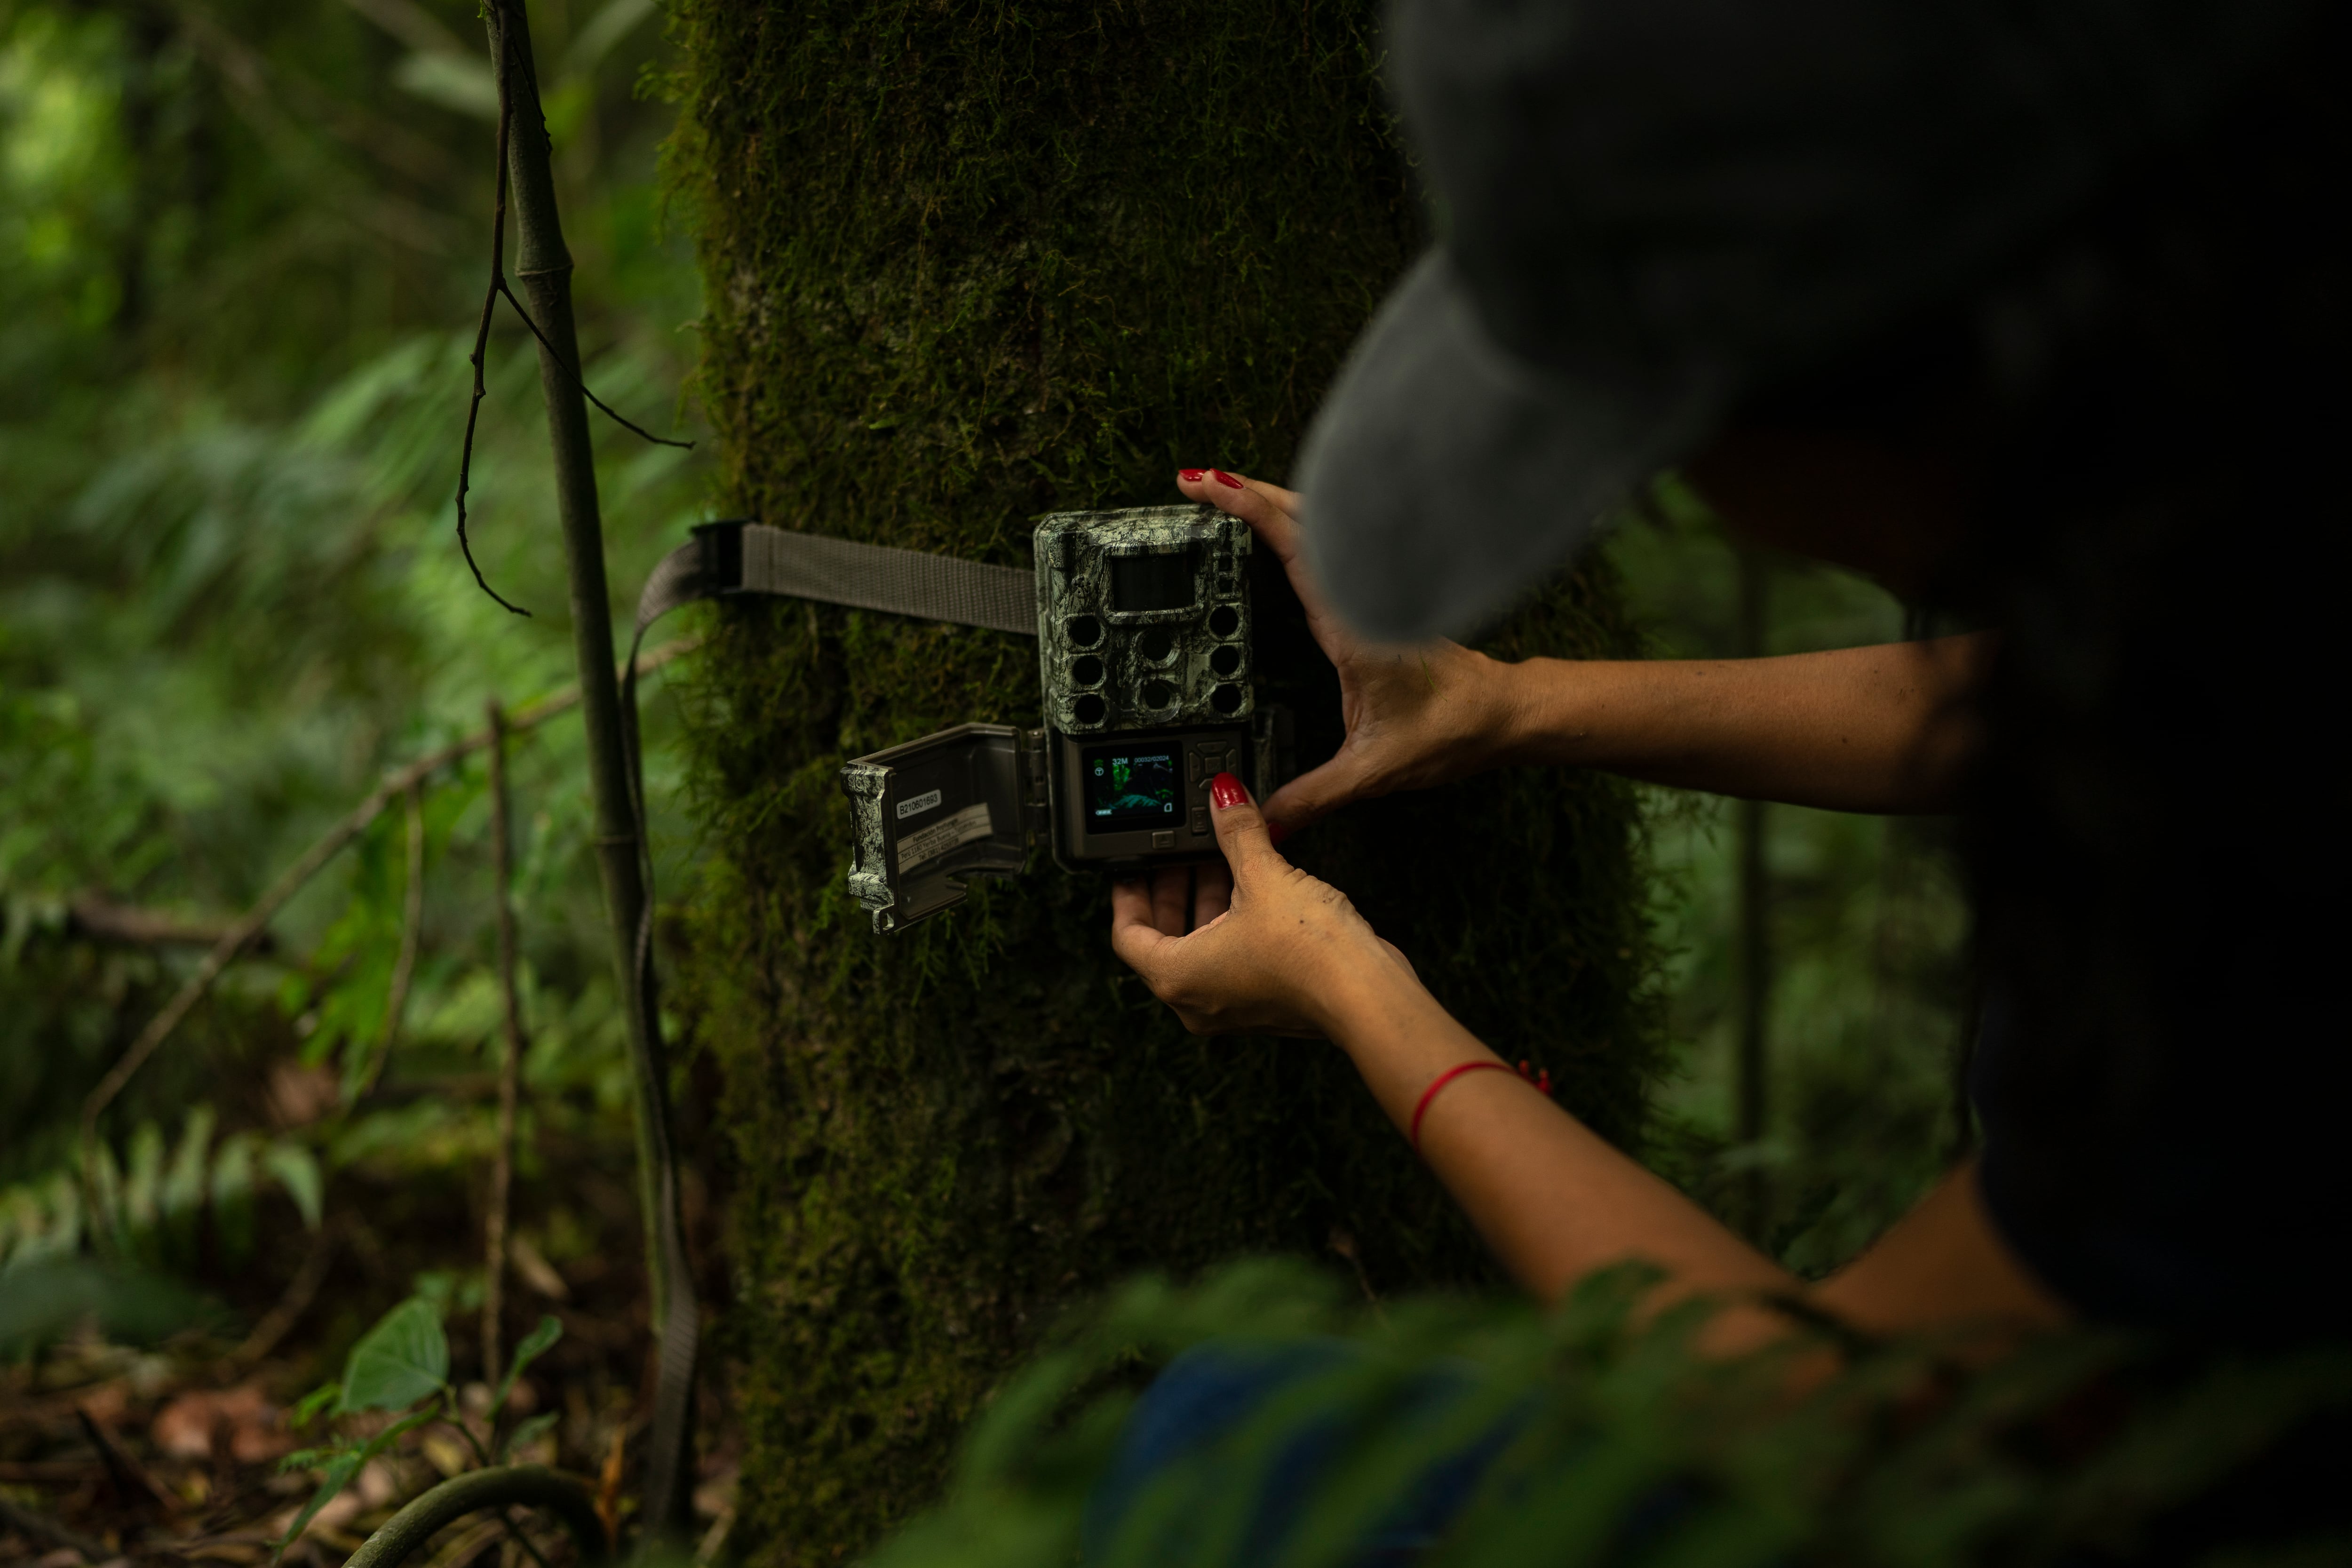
[{"xmin": 840, "ymin": 506, "xmax": 1292, "ymax": 932}]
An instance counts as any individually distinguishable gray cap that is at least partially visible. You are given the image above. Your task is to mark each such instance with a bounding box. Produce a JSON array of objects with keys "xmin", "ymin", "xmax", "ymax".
[{"xmin": 1296, "ymin": 0, "xmax": 2311, "ymax": 642}]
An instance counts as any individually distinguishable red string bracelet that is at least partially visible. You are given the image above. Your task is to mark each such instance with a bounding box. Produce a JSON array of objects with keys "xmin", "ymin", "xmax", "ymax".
[{"xmin": 1407, "ymin": 1058, "xmax": 1555, "ymax": 1153}]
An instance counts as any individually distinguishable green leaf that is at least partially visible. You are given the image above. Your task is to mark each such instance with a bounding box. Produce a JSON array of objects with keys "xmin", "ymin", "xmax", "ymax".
[
  {"xmin": 337, "ymin": 1297, "xmax": 448, "ymax": 1413},
  {"xmin": 82, "ymin": 1145, "xmax": 118, "ymax": 1252},
  {"xmin": 493, "ymin": 1313, "xmax": 563, "ymax": 1415},
  {"xmin": 501, "ymin": 1409, "xmax": 559, "ymax": 1461},
  {"xmin": 276, "ymin": 1443, "xmax": 346, "ymax": 1473},
  {"xmin": 262, "ymin": 1140, "xmax": 324, "ymax": 1231},
  {"xmin": 122, "ymin": 1121, "xmax": 165, "ymax": 1256},
  {"xmin": 209, "ymin": 1133, "xmax": 258, "ymax": 1266},
  {"xmin": 271, "ymin": 1451, "xmax": 362, "ymax": 1562},
  {"xmin": 289, "ymin": 1382, "xmax": 341, "ymax": 1429},
  {"xmin": 270, "ymin": 1407, "xmax": 435, "ymax": 1563},
  {"xmin": 160, "ymin": 1105, "xmax": 215, "ymax": 1269}
]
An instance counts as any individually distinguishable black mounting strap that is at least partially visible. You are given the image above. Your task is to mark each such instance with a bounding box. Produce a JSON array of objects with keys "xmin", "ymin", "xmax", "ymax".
[{"xmin": 634, "ymin": 520, "xmax": 1039, "ymax": 639}]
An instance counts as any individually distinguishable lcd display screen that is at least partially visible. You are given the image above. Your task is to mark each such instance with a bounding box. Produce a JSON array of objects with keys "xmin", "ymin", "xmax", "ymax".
[
  {"xmin": 1110, "ymin": 548, "xmax": 1199, "ymax": 613},
  {"xmin": 1084, "ymin": 745, "xmax": 1180, "ymax": 824}
]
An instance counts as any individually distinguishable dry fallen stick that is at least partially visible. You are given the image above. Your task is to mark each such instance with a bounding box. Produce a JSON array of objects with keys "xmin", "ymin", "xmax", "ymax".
[{"xmin": 77, "ymin": 634, "xmax": 702, "ymax": 1168}]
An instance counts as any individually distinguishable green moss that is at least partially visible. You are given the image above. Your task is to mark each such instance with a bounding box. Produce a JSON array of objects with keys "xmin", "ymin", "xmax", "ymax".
[{"xmin": 663, "ymin": 1, "xmax": 1669, "ymax": 1559}]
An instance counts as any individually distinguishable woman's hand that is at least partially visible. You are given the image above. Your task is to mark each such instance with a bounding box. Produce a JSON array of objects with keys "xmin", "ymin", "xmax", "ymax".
[
  {"xmin": 1110, "ymin": 770, "xmax": 1419, "ymax": 1037},
  {"xmin": 1176, "ymin": 469, "xmax": 1525, "ymax": 837}
]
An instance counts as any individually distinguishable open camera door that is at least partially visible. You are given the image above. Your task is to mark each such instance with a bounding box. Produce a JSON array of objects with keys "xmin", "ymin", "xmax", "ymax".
[{"xmin": 840, "ymin": 724, "xmax": 1049, "ymax": 932}]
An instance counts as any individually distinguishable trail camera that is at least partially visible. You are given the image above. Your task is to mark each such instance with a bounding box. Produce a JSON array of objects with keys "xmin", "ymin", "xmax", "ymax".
[{"xmin": 839, "ymin": 505, "xmax": 1290, "ymax": 933}]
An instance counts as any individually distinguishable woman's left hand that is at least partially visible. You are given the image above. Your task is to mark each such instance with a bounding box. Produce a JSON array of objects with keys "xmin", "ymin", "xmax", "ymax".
[{"xmin": 1110, "ymin": 772, "xmax": 1417, "ymax": 1037}]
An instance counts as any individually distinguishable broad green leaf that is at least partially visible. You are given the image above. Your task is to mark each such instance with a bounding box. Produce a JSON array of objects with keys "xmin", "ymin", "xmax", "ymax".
[
  {"xmin": 493, "ymin": 1314, "xmax": 563, "ymax": 1415},
  {"xmin": 0, "ymin": 1256, "xmax": 218, "ymax": 1358},
  {"xmin": 289, "ymin": 1382, "xmax": 341, "ymax": 1429},
  {"xmin": 337, "ymin": 1297, "xmax": 448, "ymax": 1413},
  {"xmin": 262, "ymin": 1140, "xmax": 324, "ymax": 1231},
  {"xmin": 501, "ymin": 1409, "xmax": 559, "ymax": 1461}
]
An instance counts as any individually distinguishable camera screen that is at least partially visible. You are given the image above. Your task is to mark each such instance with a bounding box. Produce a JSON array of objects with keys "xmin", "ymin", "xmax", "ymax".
[
  {"xmin": 1110, "ymin": 548, "xmax": 1199, "ymax": 613},
  {"xmin": 1084, "ymin": 745, "xmax": 1181, "ymax": 824}
]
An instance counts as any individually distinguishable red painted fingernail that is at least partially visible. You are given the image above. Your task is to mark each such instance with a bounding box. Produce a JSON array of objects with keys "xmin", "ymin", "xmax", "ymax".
[
  {"xmin": 1210, "ymin": 772, "xmax": 1247, "ymax": 810},
  {"xmin": 1177, "ymin": 469, "xmax": 1205, "ymax": 482},
  {"xmin": 1266, "ymin": 820, "xmax": 1290, "ymax": 847},
  {"xmin": 1211, "ymin": 470, "xmax": 1246, "ymax": 490}
]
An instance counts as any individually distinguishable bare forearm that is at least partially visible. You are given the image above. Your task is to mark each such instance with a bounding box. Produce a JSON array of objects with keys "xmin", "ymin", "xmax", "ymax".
[
  {"xmin": 1315, "ymin": 967, "xmax": 1792, "ymax": 1305},
  {"xmin": 1491, "ymin": 633, "xmax": 1995, "ymax": 814},
  {"xmin": 1309, "ymin": 959, "xmax": 2067, "ymax": 1352}
]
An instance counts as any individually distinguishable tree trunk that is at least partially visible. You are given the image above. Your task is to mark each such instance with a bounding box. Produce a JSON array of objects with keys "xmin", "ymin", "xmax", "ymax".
[{"xmin": 668, "ymin": 3, "xmax": 1669, "ymax": 1559}]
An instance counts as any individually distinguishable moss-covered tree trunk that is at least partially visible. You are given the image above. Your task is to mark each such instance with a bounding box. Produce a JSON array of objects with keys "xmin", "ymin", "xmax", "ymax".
[{"xmin": 668, "ymin": 3, "xmax": 1666, "ymax": 1559}]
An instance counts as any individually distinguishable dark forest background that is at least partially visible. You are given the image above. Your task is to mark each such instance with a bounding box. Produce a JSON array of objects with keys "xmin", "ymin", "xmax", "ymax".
[{"xmin": 0, "ymin": 0, "xmax": 1967, "ymax": 1555}]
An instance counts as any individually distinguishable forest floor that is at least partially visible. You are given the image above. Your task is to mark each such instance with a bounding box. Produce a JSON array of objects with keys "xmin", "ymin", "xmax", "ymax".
[{"xmin": 0, "ymin": 1116, "xmax": 739, "ymax": 1566}]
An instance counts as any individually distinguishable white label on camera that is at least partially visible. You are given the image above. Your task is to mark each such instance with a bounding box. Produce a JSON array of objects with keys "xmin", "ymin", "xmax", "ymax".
[
  {"xmin": 896, "ymin": 788, "xmax": 944, "ymax": 820},
  {"xmin": 896, "ymin": 803, "xmax": 993, "ymax": 871}
]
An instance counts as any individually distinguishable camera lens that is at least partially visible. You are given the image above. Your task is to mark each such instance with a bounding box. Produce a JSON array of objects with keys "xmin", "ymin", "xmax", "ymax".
[
  {"xmin": 1074, "ymin": 693, "xmax": 1107, "ymax": 725},
  {"xmin": 1065, "ymin": 615, "xmax": 1103, "ymax": 648},
  {"xmin": 1140, "ymin": 680, "xmax": 1175, "ymax": 708},
  {"xmin": 1210, "ymin": 683, "xmax": 1243, "ymax": 714},
  {"xmin": 1209, "ymin": 645, "xmax": 1241, "ymax": 677},
  {"xmin": 1072, "ymin": 655, "xmax": 1104, "ymax": 686},
  {"xmin": 1208, "ymin": 605, "xmax": 1240, "ymax": 638},
  {"xmin": 1138, "ymin": 628, "xmax": 1174, "ymax": 663}
]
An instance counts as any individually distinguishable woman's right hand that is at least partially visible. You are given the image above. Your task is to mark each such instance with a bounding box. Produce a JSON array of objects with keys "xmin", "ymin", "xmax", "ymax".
[{"xmin": 1176, "ymin": 469, "xmax": 1525, "ymax": 838}]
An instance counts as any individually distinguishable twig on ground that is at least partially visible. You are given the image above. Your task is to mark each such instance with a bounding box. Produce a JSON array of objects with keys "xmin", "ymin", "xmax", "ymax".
[
  {"xmin": 483, "ymin": 698, "xmax": 527, "ymax": 1388},
  {"xmin": 76, "ymin": 1405, "xmax": 172, "ymax": 1514},
  {"xmin": 359, "ymin": 784, "xmax": 428, "ymax": 1099},
  {"xmin": 76, "ymin": 635, "xmax": 701, "ymax": 1165},
  {"xmin": 0, "ymin": 1494, "xmax": 111, "ymax": 1560},
  {"xmin": 499, "ymin": 1510, "xmax": 556, "ymax": 1568}
]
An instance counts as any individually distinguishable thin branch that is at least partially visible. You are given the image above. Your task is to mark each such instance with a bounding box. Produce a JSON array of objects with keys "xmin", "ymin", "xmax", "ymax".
[
  {"xmin": 358, "ymin": 784, "xmax": 428, "ymax": 1099},
  {"xmin": 66, "ymin": 894, "xmax": 276, "ymax": 951},
  {"xmin": 454, "ymin": 18, "xmax": 691, "ymax": 619},
  {"xmin": 76, "ymin": 635, "xmax": 701, "ymax": 1168},
  {"xmin": 457, "ymin": 14, "xmax": 531, "ymax": 616},
  {"xmin": 226, "ymin": 1219, "xmax": 341, "ymax": 1370},
  {"xmin": 493, "ymin": 279, "xmax": 695, "ymax": 452},
  {"xmin": 483, "ymin": 698, "xmax": 527, "ymax": 1390}
]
